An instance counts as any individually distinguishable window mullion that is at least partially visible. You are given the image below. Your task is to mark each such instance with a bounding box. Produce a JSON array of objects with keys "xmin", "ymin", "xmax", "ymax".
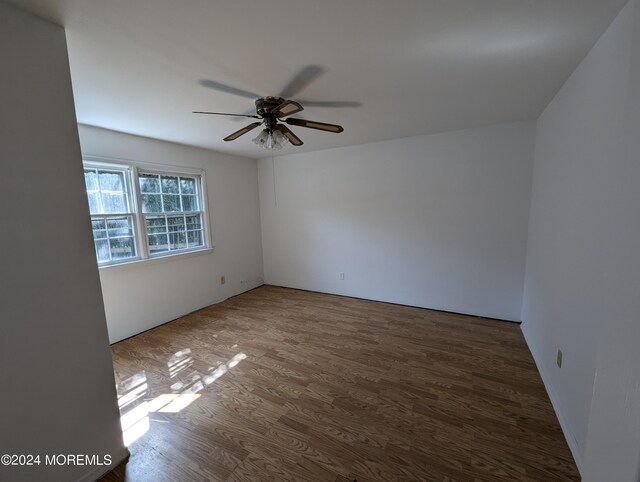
[{"xmin": 131, "ymin": 167, "xmax": 149, "ymax": 260}]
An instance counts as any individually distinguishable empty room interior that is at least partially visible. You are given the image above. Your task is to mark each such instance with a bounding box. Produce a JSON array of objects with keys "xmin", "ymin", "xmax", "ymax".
[{"xmin": 2, "ymin": 0, "xmax": 640, "ymax": 481}]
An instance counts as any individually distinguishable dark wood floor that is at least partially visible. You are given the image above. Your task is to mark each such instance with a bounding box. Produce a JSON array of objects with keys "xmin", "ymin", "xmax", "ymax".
[{"xmin": 101, "ymin": 285, "xmax": 579, "ymax": 481}]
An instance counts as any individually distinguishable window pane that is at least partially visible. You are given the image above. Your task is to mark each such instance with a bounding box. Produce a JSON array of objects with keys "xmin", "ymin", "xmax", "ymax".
[
  {"xmin": 107, "ymin": 217, "xmax": 133, "ymax": 237},
  {"xmin": 146, "ymin": 216, "xmax": 166, "ymax": 227},
  {"xmin": 110, "ymin": 237, "xmax": 135, "ymax": 260},
  {"xmin": 187, "ymin": 230, "xmax": 203, "ymax": 247},
  {"xmin": 167, "ymin": 215, "xmax": 186, "ymax": 232},
  {"xmin": 180, "ymin": 177, "xmax": 195, "ymax": 194},
  {"xmin": 101, "ymin": 193, "xmax": 126, "ymax": 213},
  {"xmin": 84, "ymin": 169, "xmax": 98, "ymax": 191},
  {"xmin": 145, "ymin": 216, "xmax": 167, "ymax": 234},
  {"xmin": 87, "ymin": 192, "xmax": 101, "ymax": 214},
  {"xmin": 148, "ymin": 234, "xmax": 169, "ymax": 254},
  {"xmin": 181, "ymin": 195, "xmax": 196, "ymax": 212},
  {"xmin": 169, "ymin": 232, "xmax": 187, "ymax": 250},
  {"xmin": 92, "ymin": 219, "xmax": 107, "ymax": 240},
  {"xmin": 185, "ymin": 215, "xmax": 202, "ymax": 231},
  {"xmin": 92, "ymin": 219, "xmax": 106, "ymax": 230},
  {"xmin": 163, "ymin": 194, "xmax": 180, "ymax": 212},
  {"xmin": 139, "ymin": 173, "xmax": 160, "ymax": 193},
  {"xmin": 95, "ymin": 240, "xmax": 110, "ymax": 262},
  {"xmin": 99, "ymin": 170, "xmax": 125, "ymax": 192},
  {"xmin": 147, "ymin": 226, "xmax": 166, "ymax": 235},
  {"xmin": 161, "ymin": 176, "xmax": 179, "ymax": 194},
  {"xmin": 141, "ymin": 194, "xmax": 162, "ymax": 213}
]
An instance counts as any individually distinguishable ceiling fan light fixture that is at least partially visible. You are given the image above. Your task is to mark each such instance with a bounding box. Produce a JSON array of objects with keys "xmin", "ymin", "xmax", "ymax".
[
  {"xmin": 252, "ymin": 128, "xmax": 289, "ymax": 150},
  {"xmin": 272, "ymin": 129, "xmax": 288, "ymax": 147},
  {"xmin": 252, "ymin": 129, "xmax": 269, "ymax": 147}
]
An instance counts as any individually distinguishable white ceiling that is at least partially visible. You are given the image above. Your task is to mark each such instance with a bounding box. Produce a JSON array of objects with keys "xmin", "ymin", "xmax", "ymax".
[{"xmin": 9, "ymin": 0, "xmax": 628, "ymax": 159}]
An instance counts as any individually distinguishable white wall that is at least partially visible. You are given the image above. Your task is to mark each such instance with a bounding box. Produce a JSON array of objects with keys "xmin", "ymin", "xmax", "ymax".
[
  {"xmin": 78, "ymin": 125, "xmax": 264, "ymax": 343},
  {"xmin": 522, "ymin": 0, "xmax": 640, "ymax": 478},
  {"xmin": 583, "ymin": 1, "xmax": 640, "ymax": 479},
  {"xmin": 0, "ymin": 4, "xmax": 126, "ymax": 481},
  {"xmin": 258, "ymin": 121, "xmax": 535, "ymax": 321}
]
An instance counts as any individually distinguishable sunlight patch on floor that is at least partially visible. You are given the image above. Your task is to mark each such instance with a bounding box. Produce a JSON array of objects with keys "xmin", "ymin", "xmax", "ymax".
[{"xmin": 116, "ymin": 350, "xmax": 247, "ymax": 446}]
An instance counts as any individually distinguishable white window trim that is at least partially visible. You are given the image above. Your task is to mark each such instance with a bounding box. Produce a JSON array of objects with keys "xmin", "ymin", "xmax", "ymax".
[{"xmin": 83, "ymin": 155, "xmax": 214, "ymax": 269}]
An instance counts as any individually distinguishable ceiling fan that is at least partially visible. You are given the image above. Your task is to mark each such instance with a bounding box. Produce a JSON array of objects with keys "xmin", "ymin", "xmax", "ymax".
[{"xmin": 193, "ymin": 66, "xmax": 359, "ymax": 150}]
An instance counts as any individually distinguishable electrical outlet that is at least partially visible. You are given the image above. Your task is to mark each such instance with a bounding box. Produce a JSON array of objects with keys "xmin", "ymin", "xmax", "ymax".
[
  {"xmin": 557, "ymin": 349, "xmax": 563, "ymax": 368},
  {"xmin": 220, "ymin": 276, "xmax": 226, "ymax": 285},
  {"xmin": 339, "ymin": 272, "xmax": 345, "ymax": 280}
]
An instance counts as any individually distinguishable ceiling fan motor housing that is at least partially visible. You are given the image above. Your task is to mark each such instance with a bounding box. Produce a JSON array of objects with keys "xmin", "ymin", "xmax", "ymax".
[
  {"xmin": 256, "ymin": 96, "xmax": 285, "ymax": 116},
  {"xmin": 256, "ymin": 97, "xmax": 284, "ymax": 130}
]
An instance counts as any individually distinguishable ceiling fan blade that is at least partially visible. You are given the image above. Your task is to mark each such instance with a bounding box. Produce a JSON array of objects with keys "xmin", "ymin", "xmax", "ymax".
[
  {"xmin": 223, "ymin": 122, "xmax": 262, "ymax": 142},
  {"xmin": 199, "ymin": 79, "xmax": 260, "ymax": 99},
  {"xmin": 227, "ymin": 109, "xmax": 258, "ymax": 121},
  {"xmin": 285, "ymin": 118, "xmax": 344, "ymax": 133},
  {"xmin": 277, "ymin": 125, "xmax": 304, "ymax": 146},
  {"xmin": 278, "ymin": 65, "xmax": 326, "ymax": 98},
  {"xmin": 295, "ymin": 100, "xmax": 361, "ymax": 108},
  {"xmin": 193, "ymin": 111, "xmax": 260, "ymax": 119},
  {"xmin": 272, "ymin": 100, "xmax": 304, "ymax": 118}
]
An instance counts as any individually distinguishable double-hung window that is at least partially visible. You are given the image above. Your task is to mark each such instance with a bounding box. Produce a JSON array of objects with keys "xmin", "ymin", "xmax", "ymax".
[
  {"xmin": 85, "ymin": 165, "xmax": 137, "ymax": 263},
  {"xmin": 139, "ymin": 172, "xmax": 205, "ymax": 255},
  {"xmin": 83, "ymin": 159, "xmax": 210, "ymax": 266}
]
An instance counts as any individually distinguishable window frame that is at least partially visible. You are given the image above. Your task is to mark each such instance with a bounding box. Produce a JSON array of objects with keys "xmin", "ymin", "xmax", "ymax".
[{"xmin": 83, "ymin": 156, "xmax": 212, "ymax": 268}]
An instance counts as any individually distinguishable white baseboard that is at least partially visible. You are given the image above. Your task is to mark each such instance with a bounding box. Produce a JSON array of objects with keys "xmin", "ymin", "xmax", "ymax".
[
  {"xmin": 264, "ymin": 281, "xmax": 520, "ymax": 323},
  {"xmin": 520, "ymin": 323, "xmax": 584, "ymax": 476}
]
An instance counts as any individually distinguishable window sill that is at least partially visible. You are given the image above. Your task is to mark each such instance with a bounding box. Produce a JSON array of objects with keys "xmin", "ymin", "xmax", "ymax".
[{"xmin": 98, "ymin": 247, "xmax": 214, "ymax": 271}]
